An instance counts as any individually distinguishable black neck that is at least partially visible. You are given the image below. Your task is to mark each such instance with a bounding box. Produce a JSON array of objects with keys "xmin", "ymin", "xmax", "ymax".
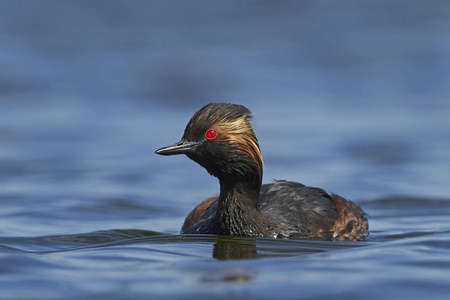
[{"xmin": 213, "ymin": 176, "xmax": 267, "ymax": 237}]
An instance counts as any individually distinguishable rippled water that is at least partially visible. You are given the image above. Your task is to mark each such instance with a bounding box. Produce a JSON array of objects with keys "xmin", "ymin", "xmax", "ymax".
[{"xmin": 1, "ymin": 1, "xmax": 450, "ymax": 299}]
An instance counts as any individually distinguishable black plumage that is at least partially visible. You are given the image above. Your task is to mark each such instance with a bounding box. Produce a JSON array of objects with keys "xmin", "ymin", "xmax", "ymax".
[{"xmin": 155, "ymin": 102, "xmax": 368, "ymax": 240}]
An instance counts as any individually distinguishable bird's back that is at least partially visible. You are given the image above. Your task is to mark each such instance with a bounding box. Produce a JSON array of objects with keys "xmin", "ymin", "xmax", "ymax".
[{"xmin": 260, "ymin": 181, "xmax": 368, "ymax": 240}]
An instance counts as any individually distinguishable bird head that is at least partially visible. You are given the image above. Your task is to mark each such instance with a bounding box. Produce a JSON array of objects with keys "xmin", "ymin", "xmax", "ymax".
[{"xmin": 155, "ymin": 103, "xmax": 263, "ymax": 183}]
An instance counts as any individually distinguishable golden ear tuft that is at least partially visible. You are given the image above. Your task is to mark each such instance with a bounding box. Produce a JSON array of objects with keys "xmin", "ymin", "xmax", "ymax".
[{"xmin": 213, "ymin": 115, "xmax": 264, "ymax": 178}]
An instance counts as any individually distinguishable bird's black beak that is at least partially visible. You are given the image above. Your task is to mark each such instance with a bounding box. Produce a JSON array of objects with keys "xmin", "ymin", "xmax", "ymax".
[{"xmin": 155, "ymin": 139, "xmax": 200, "ymax": 156}]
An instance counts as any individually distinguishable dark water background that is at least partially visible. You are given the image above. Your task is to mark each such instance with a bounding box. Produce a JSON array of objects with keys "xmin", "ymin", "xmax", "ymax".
[{"xmin": 1, "ymin": 1, "xmax": 450, "ymax": 299}]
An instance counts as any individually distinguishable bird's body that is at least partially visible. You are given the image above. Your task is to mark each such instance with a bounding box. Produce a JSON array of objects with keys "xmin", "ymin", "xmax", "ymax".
[
  {"xmin": 181, "ymin": 181, "xmax": 367, "ymax": 240},
  {"xmin": 156, "ymin": 103, "xmax": 368, "ymax": 241}
]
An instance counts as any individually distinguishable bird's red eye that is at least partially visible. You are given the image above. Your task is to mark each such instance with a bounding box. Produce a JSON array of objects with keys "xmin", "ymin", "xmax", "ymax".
[{"xmin": 205, "ymin": 129, "xmax": 218, "ymax": 140}]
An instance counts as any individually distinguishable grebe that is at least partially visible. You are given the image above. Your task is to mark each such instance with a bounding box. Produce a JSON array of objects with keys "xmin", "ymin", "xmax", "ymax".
[{"xmin": 155, "ymin": 103, "xmax": 368, "ymax": 241}]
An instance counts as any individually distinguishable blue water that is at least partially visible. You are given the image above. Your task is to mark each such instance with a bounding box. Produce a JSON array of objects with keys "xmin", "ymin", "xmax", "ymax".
[{"xmin": 1, "ymin": 1, "xmax": 450, "ymax": 299}]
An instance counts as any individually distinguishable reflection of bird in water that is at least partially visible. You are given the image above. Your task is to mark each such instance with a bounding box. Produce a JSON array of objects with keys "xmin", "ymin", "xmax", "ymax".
[
  {"xmin": 213, "ymin": 236, "xmax": 258, "ymax": 260},
  {"xmin": 156, "ymin": 103, "xmax": 368, "ymax": 241}
]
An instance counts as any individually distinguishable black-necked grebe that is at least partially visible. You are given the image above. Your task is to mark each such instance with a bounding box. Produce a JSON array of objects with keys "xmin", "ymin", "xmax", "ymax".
[{"xmin": 155, "ymin": 103, "xmax": 368, "ymax": 241}]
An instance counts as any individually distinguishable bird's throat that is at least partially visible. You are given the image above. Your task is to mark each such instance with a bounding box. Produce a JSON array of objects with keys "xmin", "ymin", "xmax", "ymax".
[{"xmin": 214, "ymin": 180, "xmax": 267, "ymax": 236}]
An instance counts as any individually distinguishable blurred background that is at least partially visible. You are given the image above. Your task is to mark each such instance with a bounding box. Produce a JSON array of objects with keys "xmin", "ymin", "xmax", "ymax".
[
  {"xmin": 1, "ymin": 2, "xmax": 450, "ymax": 299},
  {"xmin": 0, "ymin": 0, "xmax": 449, "ymax": 236}
]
